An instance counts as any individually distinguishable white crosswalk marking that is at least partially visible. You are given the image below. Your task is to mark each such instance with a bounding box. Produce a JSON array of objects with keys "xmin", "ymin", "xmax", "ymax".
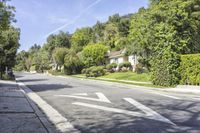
[
  {"xmin": 72, "ymin": 98, "xmax": 175, "ymax": 125},
  {"xmin": 55, "ymin": 92, "xmax": 111, "ymax": 103}
]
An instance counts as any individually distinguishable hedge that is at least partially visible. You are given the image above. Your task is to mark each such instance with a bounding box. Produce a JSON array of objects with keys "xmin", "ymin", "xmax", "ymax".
[
  {"xmin": 85, "ymin": 66, "xmax": 106, "ymax": 77},
  {"xmin": 119, "ymin": 61, "xmax": 131, "ymax": 69},
  {"xmin": 106, "ymin": 63, "xmax": 117, "ymax": 72},
  {"xmin": 179, "ymin": 54, "xmax": 200, "ymax": 85}
]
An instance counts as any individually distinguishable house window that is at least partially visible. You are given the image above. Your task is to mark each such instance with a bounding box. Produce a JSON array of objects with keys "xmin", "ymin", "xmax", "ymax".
[{"xmin": 114, "ymin": 58, "xmax": 118, "ymax": 64}]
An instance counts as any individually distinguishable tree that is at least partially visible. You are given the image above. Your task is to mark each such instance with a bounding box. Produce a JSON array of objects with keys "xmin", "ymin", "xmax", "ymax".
[
  {"xmin": 43, "ymin": 31, "xmax": 71, "ymax": 55},
  {"xmin": 15, "ymin": 50, "xmax": 29, "ymax": 71},
  {"xmin": 0, "ymin": 0, "xmax": 16, "ymax": 31},
  {"xmin": 103, "ymin": 23, "xmax": 119, "ymax": 49},
  {"xmin": 93, "ymin": 21, "xmax": 105, "ymax": 43},
  {"xmin": 52, "ymin": 47, "xmax": 69, "ymax": 69},
  {"xmin": 33, "ymin": 50, "xmax": 51, "ymax": 72},
  {"xmin": 29, "ymin": 44, "xmax": 41, "ymax": 55},
  {"xmin": 71, "ymin": 27, "xmax": 93, "ymax": 52},
  {"xmin": 0, "ymin": 27, "xmax": 20, "ymax": 73},
  {"xmin": 118, "ymin": 18, "xmax": 130, "ymax": 37},
  {"xmin": 82, "ymin": 43, "xmax": 108, "ymax": 67},
  {"xmin": 128, "ymin": 0, "xmax": 200, "ymax": 86},
  {"xmin": 0, "ymin": 0, "xmax": 18, "ymax": 78},
  {"xmin": 64, "ymin": 50, "xmax": 83, "ymax": 75}
]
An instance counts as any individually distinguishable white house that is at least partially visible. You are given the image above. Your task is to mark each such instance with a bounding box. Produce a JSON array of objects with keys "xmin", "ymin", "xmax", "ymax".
[{"xmin": 107, "ymin": 49, "xmax": 138, "ymax": 70}]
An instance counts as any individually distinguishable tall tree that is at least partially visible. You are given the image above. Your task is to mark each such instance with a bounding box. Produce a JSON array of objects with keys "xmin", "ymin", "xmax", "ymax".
[
  {"xmin": 82, "ymin": 43, "xmax": 108, "ymax": 67},
  {"xmin": 71, "ymin": 27, "xmax": 93, "ymax": 52},
  {"xmin": 43, "ymin": 31, "xmax": 71, "ymax": 55}
]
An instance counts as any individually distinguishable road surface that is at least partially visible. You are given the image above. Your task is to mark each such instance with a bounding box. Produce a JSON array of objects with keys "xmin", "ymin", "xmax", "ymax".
[{"xmin": 15, "ymin": 72, "xmax": 200, "ymax": 133}]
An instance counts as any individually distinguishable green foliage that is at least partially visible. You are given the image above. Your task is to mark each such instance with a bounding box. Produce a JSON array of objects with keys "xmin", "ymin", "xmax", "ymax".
[
  {"xmin": 106, "ymin": 63, "xmax": 117, "ymax": 72},
  {"xmin": 128, "ymin": 0, "xmax": 200, "ymax": 86},
  {"xmin": 103, "ymin": 23, "xmax": 119, "ymax": 49},
  {"xmin": 0, "ymin": 0, "xmax": 16, "ymax": 30},
  {"xmin": 43, "ymin": 31, "xmax": 71, "ymax": 54},
  {"xmin": 119, "ymin": 62, "xmax": 132, "ymax": 70},
  {"xmin": 135, "ymin": 63, "xmax": 144, "ymax": 74},
  {"xmin": 30, "ymin": 65, "xmax": 36, "ymax": 71},
  {"xmin": 53, "ymin": 47, "xmax": 69, "ymax": 66},
  {"xmin": 85, "ymin": 66, "xmax": 106, "ymax": 77},
  {"xmin": 151, "ymin": 52, "xmax": 180, "ymax": 86},
  {"xmin": 2, "ymin": 74, "xmax": 14, "ymax": 80},
  {"xmin": 64, "ymin": 50, "xmax": 83, "ymax": 75},
  {"xmin": 93, "ymin": 21, "xmax": 105, "ymax": 43},
  {"xmin": 82, "ymin": 43, "xmax": 108, "ymax": 67},
  {"xmin": 71, "ymin": 27, "xmax": 93, "ymax": 52},
  {"xmin": 0, "ymin": 27, "xmax": 20, "ymax": 77},
  {"xmin": 179, "ymin": 54, "xmax": 200, "ymax": 85},
  {"xmin": 33, "ymin": 50, "xmax": 51, "ymax": 72}
]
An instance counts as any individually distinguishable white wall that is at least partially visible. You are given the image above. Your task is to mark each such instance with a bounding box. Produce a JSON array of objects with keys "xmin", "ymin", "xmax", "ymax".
[
  {"xmin": 110, "ymin": 57, "xmax": 124, "ymax": 65},
  {"xmin": 128, "ymin": 55, "xmax": 138, "ymax": 66}
]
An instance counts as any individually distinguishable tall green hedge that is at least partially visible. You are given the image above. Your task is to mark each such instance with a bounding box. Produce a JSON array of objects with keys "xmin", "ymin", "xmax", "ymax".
[
  {"xmin": 151, "ymin": 52, "xmax": 180, "ymax": 87},
  {"xmin": 179, "ymin": 54, "xmax": 200, "ymax": 85}
]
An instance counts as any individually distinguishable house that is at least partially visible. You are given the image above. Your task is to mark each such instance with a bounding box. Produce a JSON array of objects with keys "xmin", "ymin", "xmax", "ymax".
[{"xmin": 107, "ymin": 49, "xmax": 138, "ymax": 70}]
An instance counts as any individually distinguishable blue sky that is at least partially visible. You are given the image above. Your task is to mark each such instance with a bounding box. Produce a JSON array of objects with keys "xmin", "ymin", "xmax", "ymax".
[{"xmin": 9, "ymin": 0, "xmax": 149, "ymax": 51}]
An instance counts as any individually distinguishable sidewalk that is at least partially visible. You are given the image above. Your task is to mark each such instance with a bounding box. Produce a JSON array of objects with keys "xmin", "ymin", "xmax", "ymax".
[
  {"xmin": 0, "ymin": 80, "xmax": 49, "ymax": 133},
  {"xmin": 162, "ymin": 85, "xmax": 200, "ymax": 94}
]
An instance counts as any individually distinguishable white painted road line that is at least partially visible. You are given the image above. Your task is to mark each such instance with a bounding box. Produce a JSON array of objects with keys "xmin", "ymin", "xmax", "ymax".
[
  {"xmin": 153, "ymin": 92, "xmax": 181, "ymax": 100},
  {"xmin": 191, "ymin": 97, "xmax": 200, "ymax": 101},
  {"xmin": 71, "ymin": 93, "xmax": 88, "ymax": 96},
  {"xmin": 73, "ymin": 99, "xmax": 175, "ymax": 125},
  {"xmin": 17, "ymin": 81, "xmax": 79, "ymax": 133},
  {"xmin": 124, "ymin": 98, "xmax": 175, "ymax": 125},
  {"xmin": 55, "ymin": 92, "xmax": 111, "ymax": 103}
]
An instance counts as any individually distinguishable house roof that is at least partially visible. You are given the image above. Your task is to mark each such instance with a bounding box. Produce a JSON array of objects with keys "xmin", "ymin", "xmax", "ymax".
[{"xmin": 107, "ymin": 49, "xmax": 126, "ymax": 59}]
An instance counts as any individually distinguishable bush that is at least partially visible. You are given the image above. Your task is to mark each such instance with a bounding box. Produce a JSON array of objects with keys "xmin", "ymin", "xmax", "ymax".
[
  {"xmin": 134, "ymin": 63, "xmax": 144, "ymax": 74},
  {"xmin": 82, "ymin": 43, "xmax": 108, "ymax": 67},
  {"xmin": 2, "ymin": 74, "xmax": 14, "ymax": 80},
  {"xmin": 106, "ymin": 63, "xmax": 117, "ymax": 73},
  {"xmin": 81, "ymin": 68, "xmax": 87, "ymax": 74},
  {"xmin": 30, "ymin": 66, "xmax": 36, "ymax": 71},
  {"xmin": 85, "ymin": 66, "xmax": 106, "ymax": 77},
  {"xmin": 48, "ymin": 70, "xmax": 64, "ymax": 75},
  {"xmin": 179, "ymin": 54, "xmax": 200, "ymax": 85},
  {"xmin": 151, "ymin": 53, "xmax": 180, "ymax": 87},
  {"xmin": 119, "ymin": 62, "xmax": 132, "ymax": 71},
  {"xmin": 64, "ymin": 51, "xmax": 84, "ymax": 75}
]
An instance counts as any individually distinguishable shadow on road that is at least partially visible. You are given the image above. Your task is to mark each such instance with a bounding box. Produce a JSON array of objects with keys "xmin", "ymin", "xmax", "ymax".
[
  {"xmin": 70, "ymin": 100, "xmax": 200, "ymax": 133},
  {"xmin": 19, "ymin": 79, "xmax": 47, "ymax": 82},
  {"xmin": 26, "ymin": 83, "xmax": 73, "ymax": 92}
]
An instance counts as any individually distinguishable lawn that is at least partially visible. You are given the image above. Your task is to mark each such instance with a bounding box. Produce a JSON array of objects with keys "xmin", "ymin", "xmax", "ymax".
[{"xmin": 100, "ymin": 71, "xmax": 151, "ymax": 82}]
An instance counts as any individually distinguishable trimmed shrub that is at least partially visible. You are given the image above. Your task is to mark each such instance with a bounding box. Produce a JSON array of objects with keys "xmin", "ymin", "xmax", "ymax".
[
  {"xmin": 85, "ymin": 66, "xmax": 106, "ymax": 77},
  {"xmin": 119, "ymin": 61, "xmax": 132, "ymax": 71},
  {"xmin": 151, "ymin": 52, "xmax": 180, "ymax": 87},
  {"xmin": 179, "ymin": 54, "xmax": 200, "ymax": 85},
  {"xmin": 106, "ymin": 63, "xmax": 117, "ymax": 73}
]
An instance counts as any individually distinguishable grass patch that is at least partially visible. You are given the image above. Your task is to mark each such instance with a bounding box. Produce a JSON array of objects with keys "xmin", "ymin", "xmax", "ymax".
[{"xmin": 100, "ymin": 71, "xmax": 151, "ymax": 82}]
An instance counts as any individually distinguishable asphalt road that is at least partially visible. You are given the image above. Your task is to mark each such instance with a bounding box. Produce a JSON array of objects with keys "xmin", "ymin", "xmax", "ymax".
[{"xmin": 15, "ymin": 72, "xmax": 200, "ymax": 133}]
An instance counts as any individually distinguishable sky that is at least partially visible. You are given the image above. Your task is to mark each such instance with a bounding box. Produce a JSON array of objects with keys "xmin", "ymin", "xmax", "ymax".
[{"xmin": 9, "ymin": 0, "xmax": 149, "ymax": 51}]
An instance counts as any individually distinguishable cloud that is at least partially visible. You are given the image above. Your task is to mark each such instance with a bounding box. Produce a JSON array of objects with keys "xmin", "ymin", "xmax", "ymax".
[{"xmin": 43, "ymin": 0, "xmax": 103, "ymax": 38}]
